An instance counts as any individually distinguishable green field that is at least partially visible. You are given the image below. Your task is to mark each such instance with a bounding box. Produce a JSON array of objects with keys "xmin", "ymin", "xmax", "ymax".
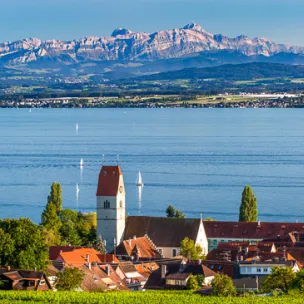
[{"xmin": 0, "ymin": 291, "xmax": 303, "ymax": 304}]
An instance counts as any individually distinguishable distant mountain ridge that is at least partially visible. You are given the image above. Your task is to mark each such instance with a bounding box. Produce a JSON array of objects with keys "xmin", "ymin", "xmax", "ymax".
[
  {"xmin": 1, "ymin": 23, "xmax": 304, "ymax": 66},
  {"xmin": 134, "ymin": 62, "xmax": 304, "ymax": 82}
]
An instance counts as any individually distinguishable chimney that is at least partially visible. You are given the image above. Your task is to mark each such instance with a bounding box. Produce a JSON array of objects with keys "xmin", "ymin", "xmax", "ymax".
[
  {"xmin": 86, "ymin": 254, "xmax": 90, "ymax": 263},
  {"xmin": 7, "ymin": 266, "xmax": 10, "ymax": 271},
  {"xmin": 133, "ymin": 235, "xmax": 137, "ymax": 240},
  {"xmin": 257, "ymin": 220, "xmax": 261, "ymax": 227},
  {"xmin": 88, "ymin": 263, "xmax": 91, "ymax": 270},
  {"xmin": 245, "ymin": 247, "xmax": 249, "ymax": 255},
  {"xmin": 128, "ymin": 239, "xmax": 132, "ymax": 247},
  {"xmin": 161, "ymin": 265, "xmax": 167, "ymax": 279}
]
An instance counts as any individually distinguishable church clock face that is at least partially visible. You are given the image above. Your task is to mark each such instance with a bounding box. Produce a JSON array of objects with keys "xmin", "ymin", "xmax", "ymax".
[{"xmin": 119, "ymin": 186, "xmax": 123, "ymax": 193}]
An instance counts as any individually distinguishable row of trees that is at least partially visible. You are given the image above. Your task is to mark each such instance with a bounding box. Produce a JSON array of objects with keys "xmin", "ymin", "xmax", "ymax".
[{"xmin": 41, "ymin": 182, "xmax": 96, "ymax": 247}]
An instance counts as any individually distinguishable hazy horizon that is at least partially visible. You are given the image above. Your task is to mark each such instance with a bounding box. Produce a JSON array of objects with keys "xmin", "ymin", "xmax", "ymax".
[{"xmin": 1, "ymin": 0, "xmax": 304, "ymax": 46}]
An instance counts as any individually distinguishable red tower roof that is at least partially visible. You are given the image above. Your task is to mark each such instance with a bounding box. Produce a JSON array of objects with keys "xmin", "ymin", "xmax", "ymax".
[{"xmin": 96, "ymin": 166, "xmax": 123, "ymax": 196}]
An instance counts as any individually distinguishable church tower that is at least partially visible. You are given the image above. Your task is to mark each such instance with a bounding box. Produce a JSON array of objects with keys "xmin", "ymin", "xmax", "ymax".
[{"xmin": 96, "ymin": 165, "xmax": 126, "ymax": 252}]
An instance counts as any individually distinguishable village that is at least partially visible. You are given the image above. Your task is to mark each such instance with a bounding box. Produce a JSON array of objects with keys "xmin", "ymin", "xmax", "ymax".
[{"xmin": 1, "ymin": 164, "xmax": 304, "ymax": 295}]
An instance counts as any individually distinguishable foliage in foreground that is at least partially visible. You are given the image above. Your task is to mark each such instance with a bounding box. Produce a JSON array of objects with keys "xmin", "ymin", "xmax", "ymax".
[
  {"xmin": 0, "ymin": 291, "xmax": 304, "ymax": 304},
  {"xmin": 56, "ymin": 267, "xmax": 84, "ymax": 291},
  {"xmin": 180, "ymin": 237, "xmax": 205, "ymax": 261},
  {"xmin": 0, "ymin": 218, "xmax": 49, "ymax": 270},
  {"xmin": 263, "ymin": 267, "xmax": 304, "ymax": 294},
  {"xmin": 211, "ymin": 273, "xmax": 237, "ymax": 296}
]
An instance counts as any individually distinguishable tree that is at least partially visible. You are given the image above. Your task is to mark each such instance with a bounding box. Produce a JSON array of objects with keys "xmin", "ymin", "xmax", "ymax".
[
  {"xmin": 166, "ymin": 205, "xmax": 185, "ymax": 219},
  {"xmin": 48, "ymin": 182, "xmax": 62, "ymax": 215},
  {"xmin": 83, "ymin": 212, "xmax": 97, "ymax": 230},
  {"xmin": 166, "ymin": 205, "xmax": 175, "ymax": 218},
  {"xmin": 186, "ymin": 275, "xmax": 199, "ymax": 290},
  {"xmin": 59, "ymin": 209, "xmax": 96, "ymax": 246},
  {"xmin": 0, "ymin": 229, "xmax": 14, "ymax": 267},
  {"xmin": 211, "ymin": 273, "xmax": 236, "ymax": 296},
  {"xmin": 239, "ymin": 185, "xmax": 258, "ymax": 222},
  {"xmin": 262, "ymin": 266, "xmax": 296, "ymax": 294},
  {"xmin": 293, "ymin": 269, "xmax": 304, "ymax": 292},
  {"xmin": 56, "ymin": 267, "xmax": 84, "ymax": 291},
  {"xmin": 0, "ymin": 218, "xmax": 49, "ymax": 270},
  {"xmin": 180, "ymin": 237, "xmax": 205, "ymax": 261},
  {"xmin": 41, "ymin": 201, "xmax": 62, "ymax": 231},
  {"xmin": 205, "ymin": 217, "xmax": 216, "ymax": 222},
  {"xmin": 175, "ymin": 210, "xmax": 185, "ymax": 219},
  {"xmin": 95, "ymin": 235, "xmax": 106, "ymax": 254}
]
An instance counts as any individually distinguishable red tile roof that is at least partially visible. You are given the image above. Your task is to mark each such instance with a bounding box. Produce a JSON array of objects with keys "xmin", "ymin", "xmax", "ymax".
[
  {"xmin": 96, "ymin": 166, "xmax": 122, "ymax": 196},
  {"xmin": 56, "ymin": 248, "xmax": 108, "ymax": 266},
  {"xmin": 204, "ymin": 221, "xmax": 304, "ymax": 239},
  {"xmin": 98, "ymin": 254, "xmax": 120, "ymax": 264},
  {"xmin": 201, "ymin": 260, "xmax": 235, "ymax": 278},
  {"xmin": 49, "ymin": 246, "xmax": 82, "ymax": 261},
  {"xmin": 116, "ymin": 236, "xmax": 161, "ymax": 259}
]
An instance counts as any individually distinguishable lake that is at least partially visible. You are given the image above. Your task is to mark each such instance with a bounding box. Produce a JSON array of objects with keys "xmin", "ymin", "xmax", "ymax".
[{"xmin": 0, "ymin": 108, "xmax": 303, "ymax": 223}]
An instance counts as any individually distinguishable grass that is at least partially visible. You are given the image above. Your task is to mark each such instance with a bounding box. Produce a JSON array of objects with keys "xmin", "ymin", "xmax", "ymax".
[{"xmin": 1, "ymin": 291, "xmax": 304, "ymax": 304}]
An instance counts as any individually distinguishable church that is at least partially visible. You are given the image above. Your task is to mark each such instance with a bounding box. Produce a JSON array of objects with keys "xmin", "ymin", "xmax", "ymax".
[
  {"xmin": 96, "ymin": 165, "xmax": 304, "ymax": 258},
  {"xmin": 96, "ymin": 165, "xmax": 209, "ymax": 257}
]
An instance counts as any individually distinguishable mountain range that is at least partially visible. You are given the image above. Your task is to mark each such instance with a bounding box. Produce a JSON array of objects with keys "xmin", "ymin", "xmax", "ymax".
[{"xmin": 1, "ymin": 23, "xmax": 304, "ymax": 79}]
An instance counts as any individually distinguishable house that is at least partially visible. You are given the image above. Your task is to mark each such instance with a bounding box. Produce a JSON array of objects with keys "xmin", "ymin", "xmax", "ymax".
[
  {"xmin": 239, "ymin": 260, "xmax": 300, "ymax": 276},
  {"xmin": 145, "ymin": 262, "xmax": 216, "ymax": 290},
  {"xmin": 80, "ymin": 264, "xmax": 128, "ymax": 291},
  {"xmin": 207, "ymin": 241, "xmax": 277, "ymax": 262},
  {"xmin": 112, "ymin": 262, "xmax": 147, "ymax": 290},
  {"xmin": 0, "ymin": 268, "xmax": 52, "ymax": 291},
  {"xmin": 124, "ymin": 216, "xmax": 208, "ymax": 257},
  {"xmin": 115, "ymin": 235, "xmax": 161, "ymax": 260},
  {"xmin": 233, "ymin": 276, "xmax": 263, "ymax": 291},
  {"xmin": 134, "ymin": 262, "xmax": 159, "ymax": 279},
  {"xmin": 49, "ymin": 246, "xmax": 82, "ymax": 261},
  {"xmin": 201, "ymin": 260, "xmax": 236, "ymax": 278},
  {"xmin": 54, "ymin": 248, "xmax": 115, "ymax": 267},
  {"xmin": 204, "ymin": 221, "xmax": 304, "ymax": 251}
]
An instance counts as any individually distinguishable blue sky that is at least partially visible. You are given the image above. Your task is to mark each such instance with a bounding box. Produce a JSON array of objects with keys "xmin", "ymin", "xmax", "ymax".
[{"xmin": 1, "ymin": 0, "xmax": 303, "ymax": 45}]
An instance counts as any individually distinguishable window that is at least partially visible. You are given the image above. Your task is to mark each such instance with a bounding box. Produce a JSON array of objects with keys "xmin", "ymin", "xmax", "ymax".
[
  {"xmin": 39, "ymin": 279, "xmax": 45, "ymax": 285},
  {"xmin": 104, "ymin": 200, "xmax": 110, "ymax": 209},
  {"xmin": 257, "ymin": 268, "xmax": 261, "ymax": 273},
  {"xmin": 263, "ymin": 268, "xmax": 268, "ymax": 273},
  {"xmin": 158, "ymin": 249, "xmax": 163, "ymax": 255},
  {"xmin": 213, "ymin": 240, "xmax": 217, "ymax": 245},
  {"xmin": 120, "ymin": 200, "xmax": 123, "ymax": 208},
  {"xmin": 172, "ymin": 249, "xmax": 177, "ymax": 257}
]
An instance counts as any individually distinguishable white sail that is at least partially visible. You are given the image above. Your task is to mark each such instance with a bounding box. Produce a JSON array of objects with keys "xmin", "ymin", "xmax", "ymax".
[
  {"xmin": 76, "ymin": 183, "xmax": 80, "ymax": 193},
  {"xmin": 80, "ymin": 158, "xmax": 84, "ymax": 167},
  {"xmin": 137, "ymin": 171, "xmax": 144, "ymax": 186},
  {"xmin": 76, "ymin": 123, "xmax": 79, "ymax": 131}
]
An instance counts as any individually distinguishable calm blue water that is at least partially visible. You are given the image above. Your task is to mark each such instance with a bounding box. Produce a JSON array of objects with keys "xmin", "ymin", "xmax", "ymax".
[{"xmin": 0, "ymin": 108, "xmax": 304, "ymax": 223}]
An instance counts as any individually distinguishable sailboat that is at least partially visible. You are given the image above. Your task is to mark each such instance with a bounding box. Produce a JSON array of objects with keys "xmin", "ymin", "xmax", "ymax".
[
  {"xmin": 136, "ymin": 171, "xmax": 144, "ymax": 187},
  {"xmin": 76, "ymin": 123, "xmax": 79, "ymax": 131},
  {"xmin": 76, "ymin": 183, "xmax": 80, "ymax": 193},
  {"xmin": 80, "ymin": 158, "xmax": 84, "ymax": 167}
]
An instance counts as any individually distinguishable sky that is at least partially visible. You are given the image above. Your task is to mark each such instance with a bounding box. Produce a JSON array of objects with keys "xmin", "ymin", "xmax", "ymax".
[{"xmin": 1, "ymin": 0, "xmax": 304, "ymax": 45}]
